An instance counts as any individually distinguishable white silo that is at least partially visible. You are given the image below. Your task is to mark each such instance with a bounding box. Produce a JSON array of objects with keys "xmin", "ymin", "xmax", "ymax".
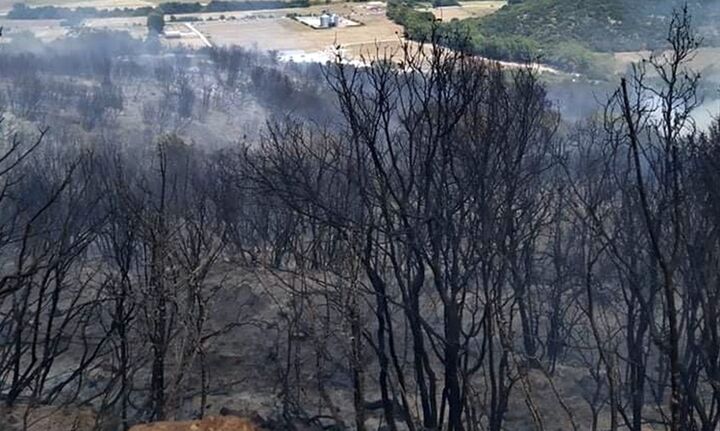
[{"xmin": 319, "ymin": 13, "xmax": 331, "ymax": 28}]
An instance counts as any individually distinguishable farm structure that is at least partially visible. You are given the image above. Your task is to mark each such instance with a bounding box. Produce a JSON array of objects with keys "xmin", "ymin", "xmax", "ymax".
[{"xmin": 293, "ymin": 12, "xmax": 360, "ymax": 29}]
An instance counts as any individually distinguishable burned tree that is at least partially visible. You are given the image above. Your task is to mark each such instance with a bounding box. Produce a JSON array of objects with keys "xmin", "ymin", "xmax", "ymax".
[{"xmin": 247, "ymin": 38, "xmax": 558, "ymax": 431}]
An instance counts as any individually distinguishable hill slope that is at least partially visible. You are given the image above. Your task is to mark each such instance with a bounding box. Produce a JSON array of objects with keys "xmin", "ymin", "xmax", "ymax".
[
  {"xmin": 391, "ymin": 0, "xmax": 720, "ymax": 73},
  {"xmin": 471, "ymin": 0, "xmax": 665, "ymax": 52},
  {"xmin": 466, "ymin": 0, "xmax": 720, "ymax": 69}
]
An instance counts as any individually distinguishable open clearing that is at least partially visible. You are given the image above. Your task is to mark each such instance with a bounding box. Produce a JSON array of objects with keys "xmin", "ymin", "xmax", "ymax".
[
  {"xmin": 422, "ymin": 1, "xmax": 506, "ymax": 21},
  {"xmin": 96, "ymin": 2, "xmax": 405, "ymax": 56},
  {"xmin": 0, "ymin": 17, "xmax": 68, "ymax": 40},
  {"xmin": 0, "ymin": 1, "xmax": 504, "ymax": 61},
  {"xmin": 613, "ymin": 47, "xmax": 720, "ymax": 77},
  {"xmin": 155, "ymin": 2, "xmax": 402, "ymax": 52},
  {"xmin": 194, "ymin": 9, "xmax": 402, "ymax": 53},
  {"xmin": 0, "ymin": 2, "xmax": 401, "ymax": 48},
  {"xmin": 0, "ymin": 0, "xmax": 306, "ymax": 14},
  {"xmin": 0, "ymin": 0, "xmax": 150, "ymax": 13}
]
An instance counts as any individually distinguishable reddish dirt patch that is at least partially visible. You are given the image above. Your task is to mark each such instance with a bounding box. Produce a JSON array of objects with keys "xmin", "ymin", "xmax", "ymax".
[{"xmin": 130, "ymin": 415, "xmax": 258, "ymax": 431}]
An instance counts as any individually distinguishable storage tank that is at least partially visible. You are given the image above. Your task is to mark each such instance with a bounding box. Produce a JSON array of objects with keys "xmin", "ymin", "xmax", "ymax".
[
  {"xmin": 319, "ymin": 13, "xmax": 331, "ymax": 28},
  {"xmin": 329, "ymin": 13, "xmax": 339, "ymax": 27}
]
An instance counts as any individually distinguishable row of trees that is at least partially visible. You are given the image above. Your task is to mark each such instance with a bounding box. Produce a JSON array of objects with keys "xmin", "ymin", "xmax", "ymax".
[{"xmin": 7, "ymin": 0, "xmax": 311, "ymax": 21}]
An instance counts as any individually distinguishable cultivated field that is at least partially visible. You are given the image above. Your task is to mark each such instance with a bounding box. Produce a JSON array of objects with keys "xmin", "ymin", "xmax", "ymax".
[
  {"xmin": 423, "ymin": 0, "xmax": 506, "ymax": 21},
  {"xmin": 0, "ymin": 0, "xmax": 307, "ymax": 12},
  {"xmin": 0, "ymin": 2, "xmax": 406, "ymax": 58},
  {"xmin": 613, "ymin": 47, "xmax": 720, "ymax": 77},
  {"xmin": 196, "ymin": 8, "xmax": 402, "ymax": 52},
  {"xmin": 0, "ymin": 1, "xmax": 505, "ymax": 61},
  {"xmin": 0, "ymin": 0, "xmax": 149, "ymax": 13},
  {"xmin": 0, "ymin": 17, "xmax": 68, "ymax": 40}
]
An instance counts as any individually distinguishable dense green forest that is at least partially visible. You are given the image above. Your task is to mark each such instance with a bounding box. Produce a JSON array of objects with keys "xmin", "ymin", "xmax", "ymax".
[{"xmin": 389, "ymin": 0, "xmax": 720, "ymax": 73}]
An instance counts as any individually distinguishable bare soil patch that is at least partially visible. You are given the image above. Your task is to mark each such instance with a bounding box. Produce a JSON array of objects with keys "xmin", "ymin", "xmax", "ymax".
[
  {"xmin": 424, "ymin": 1, "xmax": 506, "ymax": 21},
  {"xmin": 195, "ymin": 8, "xmax": 402, "ymax": 53}
]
